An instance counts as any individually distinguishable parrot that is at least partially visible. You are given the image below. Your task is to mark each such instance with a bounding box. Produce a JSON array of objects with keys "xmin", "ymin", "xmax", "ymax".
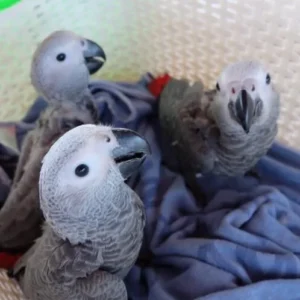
[
  {"xmin": 9, "ymin": 123, "xmax": 150, "ymax": 300},
  {"xmin": 158, "ymin": 60, "xmax": 280, "ymax": 199},
  {"xmin": 0, "ymin": 30, "xmax": 106, "ymax": 252}
]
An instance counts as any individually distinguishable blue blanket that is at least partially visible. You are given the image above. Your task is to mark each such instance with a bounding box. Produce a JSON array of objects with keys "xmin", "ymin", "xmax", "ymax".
[{"xmin": 2, "ymin": 75, "xmax": 300, "ymax": 299}]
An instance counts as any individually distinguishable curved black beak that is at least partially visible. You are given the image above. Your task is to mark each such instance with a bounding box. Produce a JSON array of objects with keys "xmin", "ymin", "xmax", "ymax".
[
  {"xmin": 83, "ymin": 39, "xmax": 106, "ymax": 74},
  {"xmin": 111, "ymin": 129, "xmax": 151, "ymax": 180},
  {"xmin": 235, "ymin": 89, "xmax": 255, "ymax": 133}
]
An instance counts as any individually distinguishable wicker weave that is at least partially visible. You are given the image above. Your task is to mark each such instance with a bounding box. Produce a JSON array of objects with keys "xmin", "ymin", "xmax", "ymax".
[
  {"xmin": 0, "ymin": 270, "xmax": 25, "ymax": 300},
  {"xmin": 0, "ymin": 0, "xmax": 300, "ymax": 149},
  {"xmin": 0, "ymin": 0, "xmax": 300, "ymax": 298}
]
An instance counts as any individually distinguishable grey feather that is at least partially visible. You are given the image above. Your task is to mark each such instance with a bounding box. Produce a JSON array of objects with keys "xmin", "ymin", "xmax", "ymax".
[
  {"xmin": 11, "ymin": 124, "xmax": 149, "ymax": 300},
  {"xmin": 0, "ymin": 102, "xmax": 98, "ymax": 250},
  {"xmin": 159, "ymin": 61, "xmax": 280, "ymax": 198},
  {"xmin": 159, "ymin": 78, "xmax": 217, "ymax": 174}
]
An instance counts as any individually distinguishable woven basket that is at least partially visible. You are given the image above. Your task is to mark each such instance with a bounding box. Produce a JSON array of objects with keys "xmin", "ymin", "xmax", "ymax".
[
  {"xmin": 0, "ymin": 0, "xmax": 300, "ymax": 298},
  {"xmin": 0, "ymin": 270, "xmax": 25, "ymax": 300}
]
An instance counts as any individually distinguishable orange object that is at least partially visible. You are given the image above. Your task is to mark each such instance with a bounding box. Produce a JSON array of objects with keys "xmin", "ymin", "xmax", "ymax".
[{"xmin": 147, "ymin": 74, "xmax": 171, "ymax": 98}]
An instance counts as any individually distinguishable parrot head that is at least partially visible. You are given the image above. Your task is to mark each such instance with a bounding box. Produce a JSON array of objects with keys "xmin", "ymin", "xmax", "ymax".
[
  {"xmin": 39, "ymin": 124, "xmax": 150, "ymax": 243},
  {"xmin": 31, "ymin": 30, "xmax": 106, "ymax": 103},
  {"xmin": 213, "ymin": 61, "xmax": 279, "ymax": 133}
]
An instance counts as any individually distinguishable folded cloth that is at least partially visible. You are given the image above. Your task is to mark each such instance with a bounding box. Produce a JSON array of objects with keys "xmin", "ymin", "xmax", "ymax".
[{"xmin": 0, "ymin": 74, "xmax": 300, "ymax": 299}]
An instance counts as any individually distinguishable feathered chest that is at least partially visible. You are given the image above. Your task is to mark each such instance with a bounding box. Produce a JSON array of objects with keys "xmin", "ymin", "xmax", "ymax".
[{"xmin": 214, "ymin": 122, "xmax": 277, "ymax": 175}]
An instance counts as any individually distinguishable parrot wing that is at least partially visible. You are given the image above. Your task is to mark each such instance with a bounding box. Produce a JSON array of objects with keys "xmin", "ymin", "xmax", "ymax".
[
  {"xmin": 159, "ymin": 78, "xmax": 220, "ymax": 201},
  {"xmin": 11, "ymin": 131, "xmax": 35, "ymax": 188},
  {"xmin": 159, "ymin": 78, "xmax": 219, "ymax": 175},
  {"xmin": 8, "ymin": 236, "xmax": 40, "ymax": 280},
  {"xmin": 0, "ymin": 150, "xmax": 44, "ymax": 251},
  {"xmin": 76, "ymin": 270, "xmax": 127, "ymax": 300},
  {"xmin": 0, "ymin": 102, "xmax": 98, "ymax": 252}
]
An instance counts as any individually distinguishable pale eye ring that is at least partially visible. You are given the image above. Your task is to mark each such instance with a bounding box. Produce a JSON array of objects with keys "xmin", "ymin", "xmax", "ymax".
[{"xmin": 75, "ymin": 164, "xmax": 89, "ymax": 177}]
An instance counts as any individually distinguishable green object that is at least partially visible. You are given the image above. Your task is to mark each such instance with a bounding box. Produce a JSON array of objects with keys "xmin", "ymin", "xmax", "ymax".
[{"xmin": 0, "ymin": 0, "xmax": 20, "ymax": 11}]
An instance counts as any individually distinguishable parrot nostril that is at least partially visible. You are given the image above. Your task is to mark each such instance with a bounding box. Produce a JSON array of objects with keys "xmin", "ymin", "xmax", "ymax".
[{"xmin": 252, "ymin": 85, "xmax": 255, "ymax": 91}]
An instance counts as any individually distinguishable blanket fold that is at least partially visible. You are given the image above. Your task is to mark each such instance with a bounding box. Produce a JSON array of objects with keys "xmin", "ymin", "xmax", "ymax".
[{"xmin": 0, "ymin": 75, "xmax": 299, "ymax": 299}]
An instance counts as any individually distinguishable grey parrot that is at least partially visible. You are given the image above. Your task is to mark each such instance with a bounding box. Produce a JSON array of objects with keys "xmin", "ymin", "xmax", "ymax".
[
  {"xmin": 159, "ymin": 60, "xmax": 280, "ymax": 199},
  {"xmin": 0, "ymin": 30, "xmax": 106, "ymax": 251},
  {"xmin": 10, "ymin": 124, "xmax": 150, "ymax": 300}
]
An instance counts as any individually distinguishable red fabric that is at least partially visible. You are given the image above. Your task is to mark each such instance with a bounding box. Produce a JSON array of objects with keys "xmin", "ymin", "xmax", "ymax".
[
  {"xmin": 147, "ymin": 74, "xmax": 171, "ymax": 98},
  {"xmin": 0, "ymin": 252, "xmax": 22, "ymax": 269}
]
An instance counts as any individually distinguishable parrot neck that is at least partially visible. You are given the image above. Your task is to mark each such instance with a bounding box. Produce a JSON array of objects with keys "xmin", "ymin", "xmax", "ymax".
[
  {"xmin": 44, "ymin": 178, "xmax": 132, "ymax": 245},
  {"xmin": 44, "ymin": 87, "xmax": 92, "ymax": 105}
]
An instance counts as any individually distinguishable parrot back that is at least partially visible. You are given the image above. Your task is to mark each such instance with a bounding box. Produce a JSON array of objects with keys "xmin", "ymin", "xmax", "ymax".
[
  {"xmin": 158, "ymin": 78, "xmax": 218, "ymax": 175},
  {"xmin": 158, "ymin": 78, "xmax": 191, "ymax": 172}
]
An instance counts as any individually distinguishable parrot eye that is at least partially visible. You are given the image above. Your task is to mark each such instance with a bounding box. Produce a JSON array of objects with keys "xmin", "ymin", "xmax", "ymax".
[
  {"xmin": 56, "ymin": 53, "xmax": 66, "ymax": 62},
  {"xmin": 216, "ymin": 83, "xmax": 220, "ymax": 91},
  {"xmin": 105, "ymin": 136, "xmax": 111, "ymax": 142},
  {"xmin": 75, "ymin": 164, "xmax": 89, "ymax": 177},
  {"xmin": 266, "ymin": 74, "xmax": 271, "ymax": 84}
]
